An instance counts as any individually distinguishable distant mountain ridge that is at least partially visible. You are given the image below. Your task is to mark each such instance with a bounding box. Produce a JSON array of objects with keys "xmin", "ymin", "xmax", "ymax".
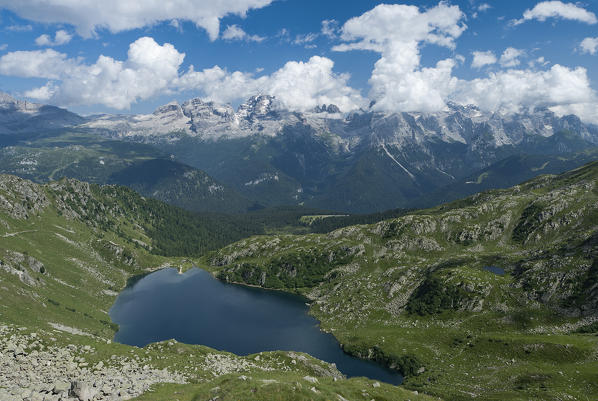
[
  {"xmin": 78, "ymin": 95, "xmax": 598, "ymax": 146},
  {"xmin": 77, "ymin": 94, "xmax": 598, "ymax": 212},
  {"xmin": 2, "ymin": 91, "xmax": 598, "ymax": 213},
  {"xmin": 2, "ymin": 90, "xmax": 596, "ymax": 146},
  {"xmin": 0, "ymin": 92, "xmax": 84, "ymax": 134}
]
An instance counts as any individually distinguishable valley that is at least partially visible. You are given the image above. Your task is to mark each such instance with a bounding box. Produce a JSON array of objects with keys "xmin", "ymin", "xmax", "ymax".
[
  {"xmin": 0, "ymin": 159, "xmax": 596, "ymax": 400},
  {"xmin": 1, "ymin": 1, "xmax": 598, "ymax": 400},
  {"xmin": 1, "ymin": 94, "xmax": 598, "ymax": 401},
  {"xmin": 209, "ymin": 161, "xmax": 598, "ymax": 400},
  {"xmin": 0, "ymin": 174, "xmax": 432, "ymax": 400}
]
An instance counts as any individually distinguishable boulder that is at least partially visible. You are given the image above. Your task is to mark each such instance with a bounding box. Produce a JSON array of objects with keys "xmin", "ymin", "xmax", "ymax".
[
  {"xmin": 70, "ymin": 381, "xmax": 98, "ymax": 401},
  {"xmin": 53, "ymin": 381, "xmax": 70, "ymax": 394}
]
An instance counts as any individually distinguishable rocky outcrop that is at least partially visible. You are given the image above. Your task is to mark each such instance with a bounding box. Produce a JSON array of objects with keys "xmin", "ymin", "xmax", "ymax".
[
  {"xmin": 0, "ymin": 175, "xmax": 50, "ymax": 219},
  {"xmin": 0, "ymin": 251, "xmax": 46, "ymax": 287},
  {"xmin": 0, "ymin": 326, "xmax": 186, "ymax": 401}
]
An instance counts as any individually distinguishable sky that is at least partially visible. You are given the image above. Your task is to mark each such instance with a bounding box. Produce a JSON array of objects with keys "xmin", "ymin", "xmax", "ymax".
[{"xmin": 0, "ymin": 0, "xmax": 596, "ymax": 123}]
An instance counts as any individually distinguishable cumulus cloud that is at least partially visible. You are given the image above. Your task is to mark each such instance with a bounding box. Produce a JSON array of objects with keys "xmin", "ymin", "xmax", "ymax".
[
  {"xmin": 0, "ymin": 36, "xmax": 364, "ymax": 112},
  {"xmin": 513, "ymin": 1, "xmax": 597, "ymax": 25},
  {"xmin": 451, "ymin": 65, "xmax": 598, "ymax": 122},
  {"xmin": 499, "ymin": 47, "xmax": 524, "ymax": 68},
  {"xmin": 333, "ymin": 2, "xmax": 466, "ymax": 112},
  {"xmin": 330, "ymin": 2, "xmax": 597, "ymax": 123},
  {"xmin": 0, "ymin": 48, "xmax": 74, "ymax": 79},
  {"xmin": 0, "ymin": 37, "xmax": 185, "ymax": 109},
  {"xmin": 579, "ymin": 37, "xmax": 598, "ymax": 55},
  {"xmin": 222, "ymin": 25, "xmax": 265, "ymax": 42},
  {"xmin": 35, "ymin": 30, "xmax": 73, "ymax": 46},
  {"xmin": 471, "ymin": 51, "xmax": 497, "ymax": 68},
  {"xmin": 175, "ymin": 56, "xmax": 366, "ymax": 111},
  {"xmin": 0, "ymin": 0, "xmax": 274, "ymax": 40},
  {"xmin": 551, "ymin": 102, "xmax": 598, "ymax": 124},
  {"xmin": 1, "ymin": 1, "xmax": 596, "ymax": 123}
]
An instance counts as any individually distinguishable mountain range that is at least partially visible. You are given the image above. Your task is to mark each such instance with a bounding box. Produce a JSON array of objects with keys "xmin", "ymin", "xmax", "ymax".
[
  {"xmin": 1, "ymin": 90, "xmax": 598, "ymax": 400},
  {"xmin": 2, "ymin": 91, "xmax": 598, "ymax": 213}
]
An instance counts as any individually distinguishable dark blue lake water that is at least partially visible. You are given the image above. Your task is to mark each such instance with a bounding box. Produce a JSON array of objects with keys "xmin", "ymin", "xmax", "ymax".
[
  {"xmin": 483, "ymin": 266, "xmax": 506, "ymax": 275},
  {"xmin": 109, "ymin": 268, "xmax": 402, "ymax": 385}
]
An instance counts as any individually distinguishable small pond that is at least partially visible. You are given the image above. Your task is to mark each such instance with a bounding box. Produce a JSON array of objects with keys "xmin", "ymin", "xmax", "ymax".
[
  {"xmin": 483, "ymin": 266, "xmax": 506, "ymax": 275},
  {"xmin": 109, "ymin": 268, "xmax": 402, "ymax": 385}
]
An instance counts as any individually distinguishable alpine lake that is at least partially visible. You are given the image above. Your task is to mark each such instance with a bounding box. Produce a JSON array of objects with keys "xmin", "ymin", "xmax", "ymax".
[{"xmin": 109, "ymin": 267, "xmax": 403, "ymax": 385}]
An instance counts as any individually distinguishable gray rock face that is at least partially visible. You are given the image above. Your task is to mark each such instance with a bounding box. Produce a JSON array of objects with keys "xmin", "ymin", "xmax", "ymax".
[
  {"xmin": 314, "ymin": 104, "xmax": 341, "ymax": 114},
  {"xmin": 2, "ymin": 90, "xmax": 597, "ymax": 149},
  {"xmin": 0, "ymin": 251, "xmax": 46, "ymax": 286},
  {"xmin": 0, "ymin": 325, "xmax": 186, "ymax": 401},
  {"xmin": 53, "ymin": 381, "xmax": 70, "ymax": 394},
  {"xmin": 80, "ymin": 95, "xmax": 598, "ymax": 149},
  {"xmin": 0, "ymin": 175, "xmax": 50, "ymax": 219},
  {"xmin": 70, "ymin": 381, "xmax": 98, "ymax": 401}
]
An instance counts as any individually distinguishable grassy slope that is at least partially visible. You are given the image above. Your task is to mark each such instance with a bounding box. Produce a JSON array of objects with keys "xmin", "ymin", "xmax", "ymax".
[
  {"xmin": 414, "ymin": 148, "xmax": 598, "ymax": 209},
  {"xmin": 209, "ymin": 161, "xmax": 598, "ymax": 400},
  {"xmin": 0, "ymin": 174, "xmax": 434, "ymax": 401}
]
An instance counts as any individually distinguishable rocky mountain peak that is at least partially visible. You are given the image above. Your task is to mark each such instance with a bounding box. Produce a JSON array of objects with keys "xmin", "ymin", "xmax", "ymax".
[
  {"xmin": 314, "ymin": 104, "xmax": 341, "ymax": 114},
  {"xmin": 181, "ymin": 98, "xmax": 235, "ymax": 119},
  {"xmin": 153, "ymin": 101, "xmax": 184, "ymax": 117},
  {"xmin": 237, "ymin": 95, "xmax": 278, "ymax": 120},
  {"xmin": 0, "ymin": 91, "xmax": 17, "ymax": 106}
]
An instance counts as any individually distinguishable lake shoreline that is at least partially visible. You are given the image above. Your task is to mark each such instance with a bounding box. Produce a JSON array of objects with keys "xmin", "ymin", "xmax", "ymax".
[{"xmin": 110, "ymin": 267, "xmax": 404, "ymax": 385}]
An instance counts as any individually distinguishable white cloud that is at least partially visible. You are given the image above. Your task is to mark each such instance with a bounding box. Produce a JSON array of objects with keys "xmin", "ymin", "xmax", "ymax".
[
  {"xmin": 293, "ymin": 33, "xmax": 318, "ymax": 45},
  {"xmin": 24, "ymin": 84, "xmax": 54, "ymax": 101},
  {"xmin": 451, "ymin": 65, "xmax": 598, "ymax": 122},
  {"xmin": 5, "ymin": 24, "xmax": 32, "ymax": 32},
  {"xmin": 499, "ymin": 47, "xmax": 524, "ymax": 68},
  {"xmin": 0, "ymin": 0, "xmax": 274, "ymax": 40},
  {"xmin": 277, "ymin": 28, "xmax": 290, "ymax": 40},
  {"xmin": 222, "ymin": 25, "xmax": 265, "ymax": 42},
  {"xmin": 175, "ymin": 56, "xmax": 366, "ymax": 112},
  {"xmin": 0, "ymin": 36, "xmax": 364, "ymax": 112},
  {"xmin": 580, "ymin": 37, "xmax": 598, "ymax": 55},
  {"xmin": 334, "ymin": 3, "xmax": 466, "ymax": 53},
  {"xmin": 0, "ymin": 44, "xmax": 7, "ymax": 51},
  {"xmin": 35, "ymin": 30, "xmax": 73, "ymax": 46},
  {"xmin": 528, "ymin": 56, "xmax": 549, "ymax": 68},
  {"xmin": 333, "ymin": 2, "xmax": 466, "ymax": 112},
  {"xmin": 170, "ymin": 19, "xmax": 183, "ymax": 33},
  {"xmin": 471, "ymin": 51, "xmax": 497, "ymax": 68},
  {"xmin": 0, "ymin": 37, "xmax": 185, "ymax": 109},
  {"xmin": 35, "ymin": 35, "xmax": 52, "ymax": 46},
  {"xmin": 330, "ymin": 2, "xmax": 598, "ymax": 123},
  {"xmin": 0, "ymin": 48, "xmax": 74, "ymax": 79},
  {"xmin": 472, "ymin": 3, "xmax": 491, "ymax": 18},
  {"xmin": 321, "ymin": 19, "xmax": 338, "ymax": 39},
  {"xmin": 513, "ymin": 1, "xmax": 597, "ymax": 25},
  {"xmin": 550, "ymin": 102, "xmax": 598, "ymax": 124},
  {"xmin": 478, "ymin": 4, "xmax": 491, "ymax": 12},
  {"xmin": 1, "ymin": 1, "xmax": 596, "ymax": 124}
]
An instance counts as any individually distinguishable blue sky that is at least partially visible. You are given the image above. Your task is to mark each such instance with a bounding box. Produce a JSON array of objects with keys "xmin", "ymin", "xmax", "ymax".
[{"xmin": 0, "ymin": 0, "xmax": 596, "ymax": 123}]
